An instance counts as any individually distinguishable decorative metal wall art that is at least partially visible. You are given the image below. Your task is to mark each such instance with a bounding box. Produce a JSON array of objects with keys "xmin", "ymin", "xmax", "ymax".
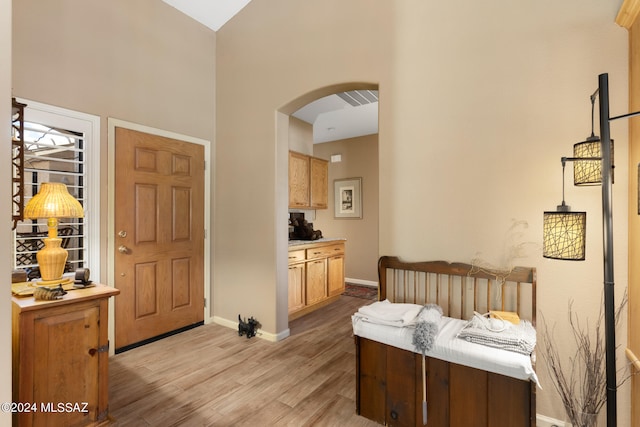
[{"xmin": 12, "ymin": 98, "xmax": 26, "ymax": 230}]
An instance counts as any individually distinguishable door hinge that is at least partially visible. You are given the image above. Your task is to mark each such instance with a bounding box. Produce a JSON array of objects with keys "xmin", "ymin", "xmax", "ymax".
[
  {"xmin": 204, "ymin": 298, "xmax": 207, "ymax": 308},
  {"xmin": 97, "ymin": 343, "xmax": 109, "ymax": 353},
  {"xmin": 204, "ymin": 160, "xmax": 207, "ymax": 170}
]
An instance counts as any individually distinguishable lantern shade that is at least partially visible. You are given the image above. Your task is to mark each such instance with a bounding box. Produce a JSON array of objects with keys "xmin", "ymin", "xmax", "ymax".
[
  {"xmin": 573, "ymin": 139, "xmax": 614, "ymax": 186},
  {"xmin": 543, "ymin": 210, "xmax": 587, "ymax": 260}
]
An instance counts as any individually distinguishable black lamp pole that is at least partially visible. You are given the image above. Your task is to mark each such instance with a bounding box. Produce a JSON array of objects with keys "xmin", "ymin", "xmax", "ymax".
[{"xmin": 597, "ymin": 72, "xmax": 616, "ymax": 427}]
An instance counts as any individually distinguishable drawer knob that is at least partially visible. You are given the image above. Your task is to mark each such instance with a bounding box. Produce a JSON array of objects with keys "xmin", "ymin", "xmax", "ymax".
[{"xmin": 390, "ymin": 410, "xmax": 398, "ymax": 420}]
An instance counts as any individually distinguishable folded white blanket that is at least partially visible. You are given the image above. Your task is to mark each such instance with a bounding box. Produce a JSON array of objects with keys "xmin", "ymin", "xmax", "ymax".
[
  {"xmin": 357, "ymin": 299, "xmax": 423, "ymax": 327},
  {"xmin": 457, "ymin": 312, "xmax": 536, "ymax": 355}
]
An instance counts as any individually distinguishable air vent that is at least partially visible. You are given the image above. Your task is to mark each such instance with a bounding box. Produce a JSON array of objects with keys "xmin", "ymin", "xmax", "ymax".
[{"xmin": 337, "ymin": 90, "xmax": 378, "ymax": 106}]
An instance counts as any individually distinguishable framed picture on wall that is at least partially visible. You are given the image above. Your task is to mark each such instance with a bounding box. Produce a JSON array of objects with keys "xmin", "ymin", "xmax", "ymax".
[{"xmin": 334, "ymin": 177, "xmax": 362, "ymax": 219}]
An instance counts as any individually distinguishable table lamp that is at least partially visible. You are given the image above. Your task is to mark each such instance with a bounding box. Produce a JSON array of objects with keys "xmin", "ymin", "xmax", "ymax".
[{"xmin": 23, "ymin": 182, "xmax": 84, "ymax": 286}]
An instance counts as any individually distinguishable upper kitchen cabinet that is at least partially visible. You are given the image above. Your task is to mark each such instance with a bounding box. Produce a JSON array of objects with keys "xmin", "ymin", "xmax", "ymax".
[
  {"xmin": 289, "ymin": 151, "xmax": 328, "ymax": 209},
  {"xmin": 309, "ymin": 157, "xmax": 328, "ymax": 209}
]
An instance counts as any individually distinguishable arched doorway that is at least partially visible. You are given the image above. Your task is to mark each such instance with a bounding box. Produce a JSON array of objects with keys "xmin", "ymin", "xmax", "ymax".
[{"xmin": 277, "ymin": 83, "xmax": 380, "ymax": 334}]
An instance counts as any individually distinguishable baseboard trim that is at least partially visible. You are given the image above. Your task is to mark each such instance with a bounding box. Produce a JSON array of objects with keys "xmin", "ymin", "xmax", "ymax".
[
  {"xmin": 345, "ymin": 278, "xmax": 378, "ymax": 288},
  {"xmin": 211, "ymin": 316, "xmax": 290, "ymax": 342}
]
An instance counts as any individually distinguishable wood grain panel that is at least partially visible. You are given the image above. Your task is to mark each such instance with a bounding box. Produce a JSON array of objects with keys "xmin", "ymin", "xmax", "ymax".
[
  {"xmin": 289, "ymin": 151, "xmax": 310, "ymax": 208},
  {"xmin": 386, "ymin": 346, "xmax": 416, "ymax": 427},
  {"xmin": 135, "ymin": 184, "xmax": 158, "ymax": 244},
  {"xmin": 134, "ymin": 147, "xmax": 158, "ymax": 172},
  {"xmin": 426, "ymin": 356, "xmax": 450, "ymax": 426},
  {"xmin": 172, "ymin": 186, "xmax": 191, "ymax": 241},
  {"xmin": 449, "ymin": 364, "xmax": 487, "ymax": 427},
  {"xmin": 357, "ymin": 338, "xmax": 387, "ymax": 424},
  {"xmin": 172, "ymin": 153, "xmax": 191, "ymax": 176},
  {"xmin": 135, "ymin": 262, "xmax": 158, "ymax": 318},
  {"xmin": 33, "ymin": 306, "xmax": 100, "ymax": 426},
  {"xmin": 172, "ymin": 257, "xmax": 191, "ymax": 309},
  {"xmin": 488, "ymin": 373, "xmax": 531, "ymax": 426}
]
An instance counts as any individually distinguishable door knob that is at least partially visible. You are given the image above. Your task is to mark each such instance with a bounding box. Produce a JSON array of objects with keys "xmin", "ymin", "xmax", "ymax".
[
  {"xmin": 118, "ymin": 230, "xmax": 127, "ymax": 238},
  {"xmin": 118, "ymin": 245, "xmax": 129, "ymax": 254}
]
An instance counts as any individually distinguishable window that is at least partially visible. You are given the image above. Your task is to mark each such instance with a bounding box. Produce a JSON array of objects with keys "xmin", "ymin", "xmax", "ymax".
[{"xmin": 12, "ymin": 100, "xmax": 100, "ymax": 281}]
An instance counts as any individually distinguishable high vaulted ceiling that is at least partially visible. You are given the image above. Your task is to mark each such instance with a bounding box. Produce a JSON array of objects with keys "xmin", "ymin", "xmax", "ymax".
[
  {"xmin": 161, "ymin": 0, "xmax": 379, "ymax": 143},
  {"xmin": 161, "ymin": 0, "xmax": 252, "ymax": 32}
]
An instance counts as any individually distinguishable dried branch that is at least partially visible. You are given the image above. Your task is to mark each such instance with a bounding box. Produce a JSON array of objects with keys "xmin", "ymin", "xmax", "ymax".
[{"xmin": 540, "ymin": 289, "xmax": 629, "ymax": 427}]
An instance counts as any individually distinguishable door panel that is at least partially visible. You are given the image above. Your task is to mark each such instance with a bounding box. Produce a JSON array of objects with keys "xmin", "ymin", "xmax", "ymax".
[{"xmin": 115, "ymin": 127, "xmax": 204, "ymax": 350}]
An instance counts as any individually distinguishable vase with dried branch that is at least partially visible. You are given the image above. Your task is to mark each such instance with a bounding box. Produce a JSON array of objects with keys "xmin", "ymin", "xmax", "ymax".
[{"xmin": 540, "ymin": 291, "xmax": 628, "ymax": 427}]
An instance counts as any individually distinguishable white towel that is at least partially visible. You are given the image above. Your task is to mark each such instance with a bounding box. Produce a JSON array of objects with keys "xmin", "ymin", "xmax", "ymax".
[
  {"xmin": 457, "ymin": 312, "xmax": 536, "ymax": 355},
  {"xmin": 357, "ymin": 299, "xmax": 423, "ymax": 327}
]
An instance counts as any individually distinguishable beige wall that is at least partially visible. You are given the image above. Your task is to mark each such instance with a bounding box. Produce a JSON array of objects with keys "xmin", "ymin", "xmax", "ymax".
[
  {"xmin": 1, "ymin": 0, "xmax": 12, "ymax": 421},
  {"xmin": 314, "ymin": 135, "xmax": 379, "ymax": 283},
  {"xmin": 11, "ymin": 0, "xmax": 216, "ymax": 308},
  {"xmin": 288, "ymin": 116, "xmax": 313, "ymax": 155},
  {"xmin": 217, "ymin": 0, "xmax": 630, "ymax": 423},
  {"xmin": 5, "ymin": 0, "xmax": 632, "ymax": 423}
]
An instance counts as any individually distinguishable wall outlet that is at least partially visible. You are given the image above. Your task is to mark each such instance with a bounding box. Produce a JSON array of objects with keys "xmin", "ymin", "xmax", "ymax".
[{"xmin": 537, "ymin": 414, "xmax": 566, "ymax": 427}]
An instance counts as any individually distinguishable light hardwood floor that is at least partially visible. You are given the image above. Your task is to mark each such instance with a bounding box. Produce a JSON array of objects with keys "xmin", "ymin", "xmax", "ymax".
[{"xmin": 109, "ymin": 295, "xmax": 381, "ymax": 426}]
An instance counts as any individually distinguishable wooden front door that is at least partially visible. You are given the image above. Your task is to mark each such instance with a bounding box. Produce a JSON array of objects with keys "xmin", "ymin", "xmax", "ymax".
[{"xmin": 114, "ymin": 127, "xmax": 205, "ymax": 351}]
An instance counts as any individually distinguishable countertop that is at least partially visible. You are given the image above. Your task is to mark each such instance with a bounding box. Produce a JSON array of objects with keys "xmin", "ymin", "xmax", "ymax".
[{"xmin": 288, "ymin": 237, "xmax": 346, "ymax": 248}]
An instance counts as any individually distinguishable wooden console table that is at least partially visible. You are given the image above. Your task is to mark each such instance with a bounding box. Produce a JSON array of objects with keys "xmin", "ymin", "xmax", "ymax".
[{"xmin": 12, "ymin": 285, "xmax": 119, "ymax": 426}]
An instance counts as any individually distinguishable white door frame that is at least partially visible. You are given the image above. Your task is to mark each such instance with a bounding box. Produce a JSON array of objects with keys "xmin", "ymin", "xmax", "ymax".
[{"xmin": 107, "ymin": 118, "xmax": 212, "ymax": 355}]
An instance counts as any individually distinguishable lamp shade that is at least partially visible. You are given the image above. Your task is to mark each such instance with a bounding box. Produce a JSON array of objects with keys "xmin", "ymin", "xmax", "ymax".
[
  {"xmin": 573, "ymin": 139, "xmax": 614, "ymax": 186},
  {"xmin": 543, "ymin": 210, "xmax": 586, "ymax": 260},
  {"xmin": 24, "ymin": 182, "xmax": 84, "ymax": 219}
]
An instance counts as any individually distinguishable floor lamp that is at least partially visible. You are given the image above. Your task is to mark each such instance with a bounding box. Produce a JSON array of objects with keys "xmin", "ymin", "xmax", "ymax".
[{"xmin": 543, "ymin": 73, "xmax": 640, "ymax": 427}]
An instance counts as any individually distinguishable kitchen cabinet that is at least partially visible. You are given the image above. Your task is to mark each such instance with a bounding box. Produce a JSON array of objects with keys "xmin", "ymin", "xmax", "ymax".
[
  {"xmin": 309, "ymin": 157, "xmax": 328, "ymax": 209},
  {"xmin": 12, "ymin": 285, "xmax": 119, "ymax": 427},
  {"xmin": 288, "ymin": 240, "xmax": 345, "ymax": 319},
  {"xmin": 287, "ymin": 261, "xmax": 305, "ymax": 313},
  {"xmin": 288, "ymin": 151, "xmax": 328, "ymax": 209},
  {"xmin": 306, "ymin": 259, "xmax": 327, "ymax": 305},
  {"xmin": 327, "ymin": 254, "xmax": 345, "ymax": 297}
]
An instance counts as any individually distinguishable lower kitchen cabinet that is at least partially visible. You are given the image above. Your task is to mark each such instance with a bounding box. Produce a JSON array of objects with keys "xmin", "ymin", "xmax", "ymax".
[
  {"xmin": 327, "ymin": 254, "xmax": 345, "ymax": 297},
  {"xmin": 306, "ymin": 259, "xmax": 327, "ymax": 305},
  {"xmin": 12, "ymin": 285, "xmax": 119, "ymax": 427},
  {"xmin": 287, "ymin": 263, "xmax": 305, "ymax": 313},
  {"xmin": 288, "ymin": 240, "xmax": 345, "ymax": 320}
]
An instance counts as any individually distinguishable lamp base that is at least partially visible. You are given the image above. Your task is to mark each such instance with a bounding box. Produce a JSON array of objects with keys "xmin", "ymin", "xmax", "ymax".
[
  {"xmin": 35, "ymin": 277, "xmax": 73, "ymax": 287},
  {"xmin": 36, "ymin": 236, "xmax": 68, "ymax": 282}
]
